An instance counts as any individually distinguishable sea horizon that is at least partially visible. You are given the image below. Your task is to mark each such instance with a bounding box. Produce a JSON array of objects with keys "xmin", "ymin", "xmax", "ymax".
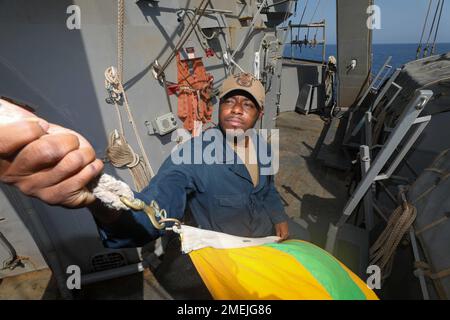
[{"xmin": 283, "ymin": 42, "xmax": 450, "ymax": 72}]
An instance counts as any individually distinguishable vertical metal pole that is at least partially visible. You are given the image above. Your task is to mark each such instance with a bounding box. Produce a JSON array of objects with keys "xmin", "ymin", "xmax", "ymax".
[
  {"xmin": 290, "ymin": 24, "xmax": 293, "ymax": 59},
  {"xmin": 360, "ymin": 145, "xmax": 374, "ymax": 231},
  {"xmin": 409, "ymin": 227, "xmax": 430, "ymax": 300},
  {"xmin": 323, "ymin": 20, "xmax": 326, "ymax": 64},
  {"xmin": 364, "ymin": 111, "xmax": 372, "ymax": 147}
]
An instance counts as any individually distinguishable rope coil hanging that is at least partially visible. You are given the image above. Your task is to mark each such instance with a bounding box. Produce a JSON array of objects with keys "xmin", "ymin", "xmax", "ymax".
[
  {"xmin": 106, "ymin": 129, "xmax": 151, "ymax": 192},
  {"xmin": 369, "ymin": 200, "xmax": 417, "ymax": 278},
  {"xmin": 103, "ymin": 0, "xmax": 154, "ymax": 191}
]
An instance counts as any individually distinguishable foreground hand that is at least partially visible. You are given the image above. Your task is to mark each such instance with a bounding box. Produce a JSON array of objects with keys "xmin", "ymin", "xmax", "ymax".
[
  {"xmin": 275, "ymin": 221, "xmax": 289, "ymax": 241},
  {"xmin": 0, "ymin": 98, "xmax": 103, "ymax": 208}
]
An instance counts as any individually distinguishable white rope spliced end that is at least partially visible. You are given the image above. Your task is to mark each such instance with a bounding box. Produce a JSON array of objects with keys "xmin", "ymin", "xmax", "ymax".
[
  {"xmin": 174, "ymin": 225, "xmax": 280, "ymax": 254},
  {"xmin": 92, "ymin": 173, "xmax": 134, "ymax": 211}
]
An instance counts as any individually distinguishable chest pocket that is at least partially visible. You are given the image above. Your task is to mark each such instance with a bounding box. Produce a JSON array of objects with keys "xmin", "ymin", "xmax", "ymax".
[{"xmin": 214, "ymin": 194, "xmax": 246, "ymax": 208}]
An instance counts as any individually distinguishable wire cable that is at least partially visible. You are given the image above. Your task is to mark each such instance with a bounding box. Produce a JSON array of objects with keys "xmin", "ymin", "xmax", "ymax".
[
  {"xmin": 306, "ymin": 0, "xmax": 321, "ymax": 40},
  {"xmin": 423, "ymin": 0, "xmax": 442, "ymax": 57},
  {"xmin": 417, "ymin": 0, "xmax": 434, "ymax": 59},
  {"xmin": 297, "ymin": 0, "xmax": 309, "ymax": 43},
  {"xmin": 431, "ymin": 0, "xmax": 445, "ymax": 55}
]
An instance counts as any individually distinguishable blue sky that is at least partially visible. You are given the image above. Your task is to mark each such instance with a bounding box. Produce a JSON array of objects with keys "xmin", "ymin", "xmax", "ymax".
[{"xmin": 289, "ymin": 0, "xmax": 450, "ymax": 44}]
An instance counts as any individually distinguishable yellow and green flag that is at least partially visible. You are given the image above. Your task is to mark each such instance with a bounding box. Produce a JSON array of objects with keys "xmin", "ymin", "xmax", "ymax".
[{"xmin": 189, "ymin": 240, "xmax": 378, "ymax": 300}]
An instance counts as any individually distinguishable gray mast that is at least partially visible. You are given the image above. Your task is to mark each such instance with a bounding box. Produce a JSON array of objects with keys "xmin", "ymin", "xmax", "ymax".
[{"xmin": 336, "ymin": 0, "xmax": 373, "ymax": 108}]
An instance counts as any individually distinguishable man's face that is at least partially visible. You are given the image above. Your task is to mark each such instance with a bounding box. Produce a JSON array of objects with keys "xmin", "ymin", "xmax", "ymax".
[{"xmin": 219, "ymin": 91, "xmax": 262, "ymax": 132}]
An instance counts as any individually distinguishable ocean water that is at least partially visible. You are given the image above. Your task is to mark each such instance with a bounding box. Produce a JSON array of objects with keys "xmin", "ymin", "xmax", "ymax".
[{"xmin": 283, "ymin": 43, "xmax": 450, "ymax": 73}]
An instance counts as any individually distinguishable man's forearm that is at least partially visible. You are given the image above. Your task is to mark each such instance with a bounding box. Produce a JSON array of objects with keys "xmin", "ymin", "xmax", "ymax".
[{"xmin": 87, "ymin": 198, "xmax": 123, "ymax": 225}]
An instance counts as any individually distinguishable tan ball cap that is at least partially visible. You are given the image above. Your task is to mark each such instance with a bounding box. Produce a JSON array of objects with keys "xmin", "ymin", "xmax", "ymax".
[{"xmin": 219, "ymin": 73, "xmax": 265, "ymax": 110}]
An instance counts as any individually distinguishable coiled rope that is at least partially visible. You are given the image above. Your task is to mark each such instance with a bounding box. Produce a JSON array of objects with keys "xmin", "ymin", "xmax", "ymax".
[
  {"xmin": 103, "ymin": 0, "xmax": 154, "ymax": 191},
  {"xmin": 369, "ymin": 201, "xmax": 417, "ymax": 278}
]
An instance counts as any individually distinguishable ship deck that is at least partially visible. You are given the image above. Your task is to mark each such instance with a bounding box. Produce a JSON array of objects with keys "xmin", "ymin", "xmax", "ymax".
[
  {"xmin": 0, "ymin": 110, "xmax": 349, "ymax": 300},
  {"xmin": 275, "ymin": 111, "xmax": 348, "ymax": 248},
  {"xmin": 1, "ymin": 110, "xmax": 421, "ymax": 300}
]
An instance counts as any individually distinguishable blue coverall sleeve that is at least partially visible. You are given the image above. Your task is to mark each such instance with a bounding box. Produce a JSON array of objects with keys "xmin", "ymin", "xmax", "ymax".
[
  {"xmin": 96, "ymin": 155, "xmax": 202, "ymax": 249},
  {"xmin": 262, "ymin": 175, "xmax": 289, "ymax": 225}
]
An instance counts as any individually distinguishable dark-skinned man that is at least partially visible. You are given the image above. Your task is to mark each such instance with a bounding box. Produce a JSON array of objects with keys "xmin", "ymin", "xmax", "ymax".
[
  {"xmin": 0, "ymin": 73, "xmax": 309, "ymax": 299},
  {"xmin": 90, "ymin": 73, "xmax": 309, "ymax": 244}
]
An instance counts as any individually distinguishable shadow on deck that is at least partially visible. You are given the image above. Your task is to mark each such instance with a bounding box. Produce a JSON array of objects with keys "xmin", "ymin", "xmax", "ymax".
[{"xmin": 275, "ymin": 111, "xmax": 350, "ymax": 248}]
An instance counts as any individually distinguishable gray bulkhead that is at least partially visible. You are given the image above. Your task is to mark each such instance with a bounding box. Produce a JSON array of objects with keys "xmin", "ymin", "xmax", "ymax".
[{"xmin": 0, "ymin": 0, "xmax": 295, "ymax": 296}]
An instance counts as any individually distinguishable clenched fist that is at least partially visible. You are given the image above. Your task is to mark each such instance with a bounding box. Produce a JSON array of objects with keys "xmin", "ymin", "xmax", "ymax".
[{"xmin": 0, "ymin": 98, "xmax": 103, "ymax": 208}]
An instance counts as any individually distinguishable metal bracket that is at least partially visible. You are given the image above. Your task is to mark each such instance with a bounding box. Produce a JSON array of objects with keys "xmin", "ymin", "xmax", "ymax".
[
  {"xmin": 350, "ymin": 68, "xmax": 402, "ymax": 139},
  {"xmin": 374, "ymin": 115, "xmax": 431, "ymax": 182},
  {"xmin": 343, "ymin": 58, "xmax": 399, "ymax": 146},
  {"xmin": 326, "ymin": 90, "xmax": 433, "ymax": 253},
  {"xmin": 355, "ymin": 56, "xmax": 393, "ymax": 109}
]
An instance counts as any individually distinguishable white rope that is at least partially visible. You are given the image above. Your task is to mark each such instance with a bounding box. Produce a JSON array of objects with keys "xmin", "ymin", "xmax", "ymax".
[
  {"xmin": 105, "ymin": 67, "xmax": 153, "ymax": 191},
  {"xmin": 224, "ymin": 52, "xmax": 246, "ymax": 73},
  {"xmin": 105, "ymin": 66, "xmax": 125, "ymax": 135},
  {"xmin": 173, "ymin": 225, "xmax": 280, "ymax": 253},
  {"xmin": 118, "ymin": 80, "xmax": 155, "ymax": 177},
  {"xmin": 112, "ymin": 1, "xmax": 155, "ymax": 177},
  {"xmin": 92, "ymin": 175, "xmax": 281, "ymax": 253},
  {"xmin": 102, "ymin": 0, "xmax": 156, "ymax": 193},
  {"xmin": 92, "ymin": 173, "xmax": 134, "ymax": 211},
  {"xmin": 117, "ymin": 0, "xmax": 125, "ymax": 82}
]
